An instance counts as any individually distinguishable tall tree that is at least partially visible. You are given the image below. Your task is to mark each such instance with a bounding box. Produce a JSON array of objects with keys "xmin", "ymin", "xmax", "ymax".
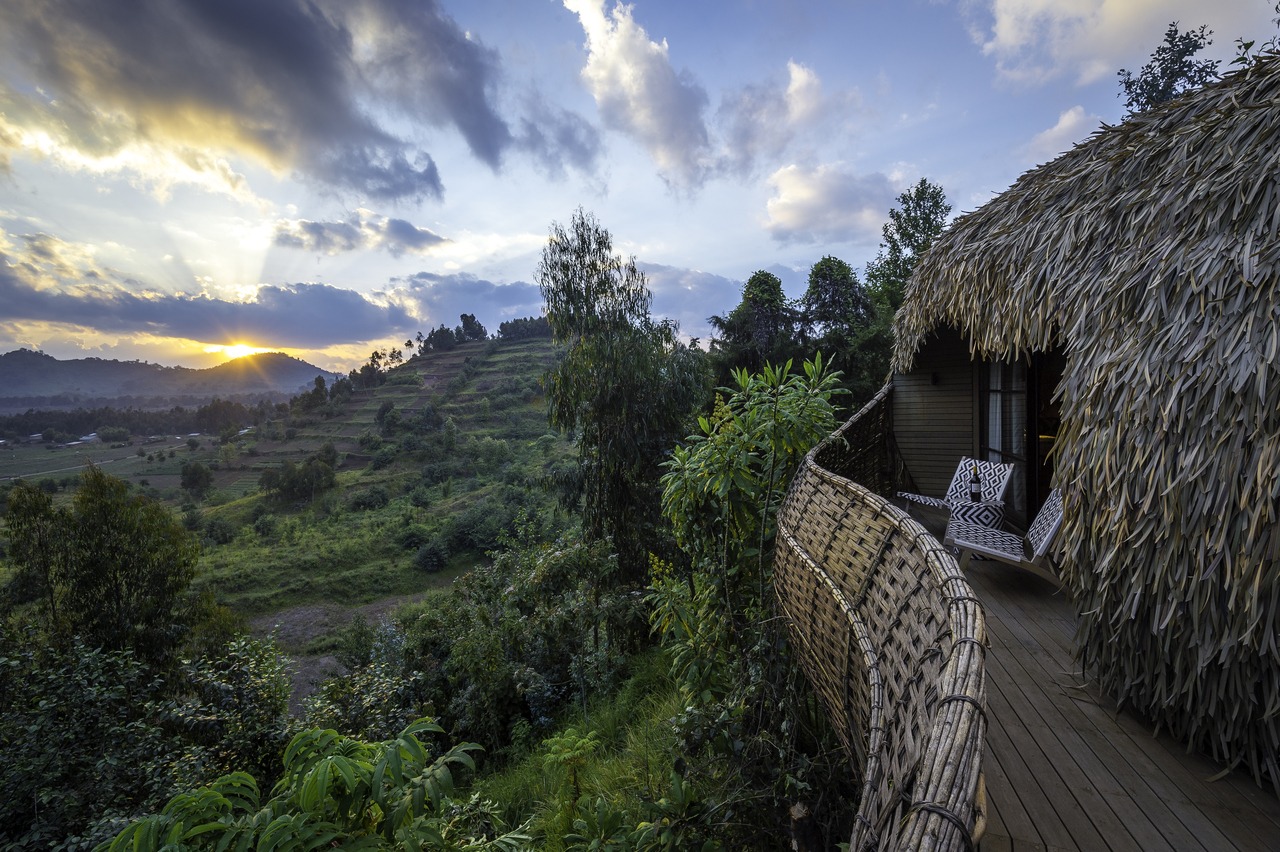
[
  {"xmin": 850, "ymin": 179, "xmax": 952, "ymax": 402},
  {"xmin": 538, "ymin": 209, "xmax": 708, "ymax": 581},
  {"xmin": 1118, "ymin": 22, "xmax": 1219, "ymax": 116},
  {"xmin": 800, "ymin": 255, "xmax": 871, "ymax": 350},
  {"xmin": 709, "ymin": 270, "xmax": 799, "ymax": 377},
  {"xmin": 864, "ymin": 178, "xmax": 951, "ymax": 311}
]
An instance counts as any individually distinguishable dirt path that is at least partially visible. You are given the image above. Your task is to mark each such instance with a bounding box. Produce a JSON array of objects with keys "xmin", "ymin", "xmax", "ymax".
[{"xmin": 249, "ymin": 591, "xmax": 435, "ymax": 715}]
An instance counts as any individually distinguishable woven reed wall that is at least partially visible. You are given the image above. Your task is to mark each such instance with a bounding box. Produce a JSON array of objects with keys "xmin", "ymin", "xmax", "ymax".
[{"xmin": 775, "ymin": 385, "xmax": 987, "ymax": 851}]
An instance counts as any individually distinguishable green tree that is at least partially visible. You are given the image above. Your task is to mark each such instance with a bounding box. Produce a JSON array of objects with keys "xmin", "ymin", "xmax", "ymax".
[
  {"xmin": 181, "ymin": 460, "xmax": 213, "ymax": 498},
  {"xmin": 709, "ymin": 270, "xmax": 798, "ymax": 377},
  {"xmin": 652, "ymin": 356, "xmax": 855, "ymax": 848},
  {"xmin": 1118, "ymin": 21, "xmax": 1219, "ymax": 116},
  {"xmin": 800, "ymin": 255, "xmax": 870, "ymax": 345},
  {"xmin": 0, "ymin": 637, "xmax": 187, "ymax": 849},
  {"xmin": 459, "ymin": 312, "xmax": 488, "ymax": 341},
  {"xmin": 537, "ymin": 208, "xmax": 708, "ymax": 581},
  {"xmin": 865, "ymin": 178, "xmax": 951, "ymax": 311},
  {"xmin": 853, "ymin": 178, "xmax": 951, "ymax": 402},
  {"xmin": 3, "ymin": 466, "xmax": 200, "ymax": 668}
]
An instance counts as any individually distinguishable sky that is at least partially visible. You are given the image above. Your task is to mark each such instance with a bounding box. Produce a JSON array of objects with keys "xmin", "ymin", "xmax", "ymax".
[{"xmin": 0, "ymin": 0, "xmax": 1276, "ymax": 372}]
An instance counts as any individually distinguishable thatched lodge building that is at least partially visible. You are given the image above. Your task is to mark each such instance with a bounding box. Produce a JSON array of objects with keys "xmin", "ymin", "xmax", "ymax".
[
  {"xmin": 891, "ymin": 54, "xmax": 1280, "ymax": 784},
  {"xmin": 773, "ymin": 50, "xmax": 1280, "ymax": 852}
]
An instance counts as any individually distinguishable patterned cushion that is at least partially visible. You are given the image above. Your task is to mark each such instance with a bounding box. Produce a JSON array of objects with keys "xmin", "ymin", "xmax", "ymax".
[
  {"xmin": 949, "ymin": 500, "xmax": 1004, "ymax": 527},
  {"xmin": 900, "ymin": 458, "xmax": 1015, "ymax": 517},
  {"xmin": 945, "ymin": 519, "xmax": 1024, "ymax": 562},
  {"xmin": 898, "ymin": 491, "xmax": 948, "ymax": 509}
]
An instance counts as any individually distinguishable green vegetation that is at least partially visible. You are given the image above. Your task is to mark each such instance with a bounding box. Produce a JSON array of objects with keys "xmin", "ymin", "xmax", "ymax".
[{"xmin": 1, "ymin": 198, "xmax": 942, "ymax": 848}]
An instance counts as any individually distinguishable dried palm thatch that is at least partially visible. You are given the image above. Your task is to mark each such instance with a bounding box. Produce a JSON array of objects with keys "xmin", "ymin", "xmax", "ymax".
[
  {"xmin": 895, "ymin": 54, "xmax": 1280, "ymax": 786},
  {"xmin": 775, "ymin": 386, "xmax": 987, "ymax": 850}
]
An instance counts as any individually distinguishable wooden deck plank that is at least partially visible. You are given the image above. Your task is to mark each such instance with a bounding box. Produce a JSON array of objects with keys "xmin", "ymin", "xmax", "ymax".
[
  {"xmin": 981, "ymin": 721, "xmax": 1045, "ymax": 848},
  {"xmin": 964, "ymin": 560, "xmax": 1280, "ymax": 852},
  {"xmin": 978, "ymin": 575, "xmax": 1280, "ymax": 851},
  {"xmin": 983, "ymin": 641, "xmax": 1153, "ymax": 851},
  {"xmin": 981, "ymin": 616, "xmax": 1193, "ymax": 852},
  {"xmin": 980, "ymin": 694, "xmax": 1073, "ymax": 848}
]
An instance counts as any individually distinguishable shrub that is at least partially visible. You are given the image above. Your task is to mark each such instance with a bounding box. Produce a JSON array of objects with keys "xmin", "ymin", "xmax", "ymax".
[
  {"xmin": 203, "ymin": 515, "xmax": 237, "ymax": 545},
  {"xmin": 396, "ymin": 523, "xmax": 434, "ymax": 551},
  {"xmin": 370, "ymin": 444, "xmax": 398, "ymax": 470},
  {"xmin": 414, "ymin": 539, "xmax": 449, "ymax": 573},
  {"xmin": 348, "ymin": 486, "xmax": 389, "ymax": 511},
  {"xmin": 252, "ymin": 513, "xmax": 276, "ymax": 538}
]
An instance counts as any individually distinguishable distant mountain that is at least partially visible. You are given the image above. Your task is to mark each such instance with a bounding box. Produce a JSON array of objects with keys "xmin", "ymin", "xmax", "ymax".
[{"xmin": 0, "ymin": 350, "xmax": 339, "ymax": 409}]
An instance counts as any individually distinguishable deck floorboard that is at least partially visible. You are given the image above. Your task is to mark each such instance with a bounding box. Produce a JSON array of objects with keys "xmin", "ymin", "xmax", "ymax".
[{"xmin": 963, "ymin": 560, "xmax": 1280, "ymax": 852}]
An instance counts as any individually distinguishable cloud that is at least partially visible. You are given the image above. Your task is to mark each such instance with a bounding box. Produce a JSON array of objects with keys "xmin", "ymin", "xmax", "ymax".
[
  {"xmin": 0, "ymin": 230, "xmax": 415, "ymax": 348},
  {"xmin": 1024, "ymin": 105, "xmax": 1100, "ymax": 163},
  {"xmin": 516, "ymin": 91, "xmax": 603, "ymax": 179},
  {"xmin": 764, "ymin": 164, "xmax": 896, "ymax": 244},
  {"xmin": 563, "ymin": 0, "xmax": 711, "ymax": 187},
  {"xmin": 275, "ymin": 209, "xmax": 449, "ymax": 257},
  {"xmin": 392, "ymin": 271, "xmax": 543, "ymax": 331},
  {"xmin": 0, "ymin": 0, "xmax": 518, "ymax": 200},
  {"xmin": 640, "ymin": 262, "xmax": 741, "ymax": 343},
  {"xmin": 342, "ymin": 0, "xmax": 511, "ymax": 168},
  {"xmin": 965, "ymin": 0, "xmax": 1278, "ymax": 86},
  {"xmin": 717, "ymin": 61, "xmax": 856, "ymax": 178}
]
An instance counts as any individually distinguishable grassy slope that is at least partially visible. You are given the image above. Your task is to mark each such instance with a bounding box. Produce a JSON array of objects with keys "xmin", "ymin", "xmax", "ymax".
[
  {"xmin": 0, "ymin": 338, "xmax": 572, "ymax": 624},
  {"xmin": 192, "ymin": 337, "xmax": 573, "ymax": 618}
]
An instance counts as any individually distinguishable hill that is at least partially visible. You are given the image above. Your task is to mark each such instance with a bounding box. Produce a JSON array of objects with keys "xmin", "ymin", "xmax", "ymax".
[{"xmin": 0, "ymin": 349, "xmax": 338, "ymax": 412}]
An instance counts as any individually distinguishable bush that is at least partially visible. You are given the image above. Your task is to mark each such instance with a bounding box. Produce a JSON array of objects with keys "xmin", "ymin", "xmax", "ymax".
[
  {"xmin": 348, "ymin": 486, "xmax": 390, "ymax": 511},
  {"xmin": 370, "ymin": 444, "xmax": 398, "ymax": 470},
  {"xmin": 203, "ymin": 515, "xmax": 237, "ymax": 545},
  {"xmin": 414, "ymin": 539, "xmax": 449, "ymax": 573},
  {"xmin": 385, "ymin": 371, "xmax": 424, "ymax": 387},
  {"xmin": 396, "ymin": 523, "xmax": 434, "ymax": 551},
  {"xmin": 252, "ymin": 513, "xmax": 276, "ymax": 539}
]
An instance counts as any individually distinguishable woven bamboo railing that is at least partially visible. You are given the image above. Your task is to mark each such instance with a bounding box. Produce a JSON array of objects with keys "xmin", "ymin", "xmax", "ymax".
[{"xmin": 774, "ymin": 383, "xmax": 988, "ymax": 851}]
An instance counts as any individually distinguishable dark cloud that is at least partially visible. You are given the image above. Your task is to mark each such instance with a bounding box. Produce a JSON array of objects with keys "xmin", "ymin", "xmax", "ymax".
[
  {"xmin": 0, "ymin": 0, "xmax": 521, "ymax": 199},
  {"xmin": 394, "ymin": 271, "xmax": 542, "ymax": 332},
  {"xmin": 639, "ymin": 262, "xmax": 741, "ymax": 343},
  {"xmin": 0, "ymin": 232, "xmax": 414, "ymax": 347},
  {"xmin": 517, "ymin": 92, "xmax": 602, "ymax": 179},
  {"xmin": 347, "ymin": 0, "xmax": 511, "ymax": 169},
  {"xmin": 275, "ymin": 210, "xmax": 448, "ymax": 257}
]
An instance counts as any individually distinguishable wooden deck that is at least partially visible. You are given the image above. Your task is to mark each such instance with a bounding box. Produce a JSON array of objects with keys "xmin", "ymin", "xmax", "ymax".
[{"xmin": 965, "ymin": 560, "xmax": 1280, "ymax": 851}]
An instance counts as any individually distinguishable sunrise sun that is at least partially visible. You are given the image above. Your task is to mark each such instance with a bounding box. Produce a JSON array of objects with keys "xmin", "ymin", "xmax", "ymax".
[{"xmin": 206, "ymin": 343, "xmax": 271, "ymax": 360}]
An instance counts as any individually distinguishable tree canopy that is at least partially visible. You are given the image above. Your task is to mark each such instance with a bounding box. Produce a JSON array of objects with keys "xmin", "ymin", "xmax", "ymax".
[
  {"xmin": 4, "ymin": 465, "xmax": 200, "ymax": 669},
  {"xmin": 1118, "ymin": 21, "xmax": 1219, "ymax": 116}
]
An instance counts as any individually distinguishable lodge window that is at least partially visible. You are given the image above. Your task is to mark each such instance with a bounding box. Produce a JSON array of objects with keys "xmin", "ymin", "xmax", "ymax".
[
  {"xmin": 980, "ymin": 360, "xmax": 1029, "ymax": 525},
  {"xmin": 979, "ymin": 351, "xmax": 1065, "ymax": 529}
]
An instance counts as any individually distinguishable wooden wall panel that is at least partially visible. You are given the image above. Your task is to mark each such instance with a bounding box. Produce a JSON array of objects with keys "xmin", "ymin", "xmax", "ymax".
[{"xmin": 893, "ymin": 328, "xmax": 974, "ymax": 496}]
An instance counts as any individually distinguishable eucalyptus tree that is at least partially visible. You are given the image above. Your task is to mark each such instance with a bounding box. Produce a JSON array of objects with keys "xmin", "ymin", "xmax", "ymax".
[
  {"xmin": 851, "ymin": 178, "xmax": 951, "ymax": 402},
  {"xmin": 537, "ymin": 208, "xmax": 708, "ymax": 582},
  {"xmin": 864, "ymin": 177, "xmax": 951, "ymax": 311}
]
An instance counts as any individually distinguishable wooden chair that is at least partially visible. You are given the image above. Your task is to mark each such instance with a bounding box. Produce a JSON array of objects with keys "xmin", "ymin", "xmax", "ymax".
[
  {"xmin": 944, "ymin": 489, "xmax": 1064, "ymax": 584},
  {"xmin": 898, "ymin": 457, "xmax": 1015, "ymax": 524}
]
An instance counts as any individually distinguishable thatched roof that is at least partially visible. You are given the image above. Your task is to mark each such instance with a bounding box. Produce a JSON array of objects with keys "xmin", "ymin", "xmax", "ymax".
[{"xmin": 894, "ymin": 55, "xmax": 1280, "ymax": 784}]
